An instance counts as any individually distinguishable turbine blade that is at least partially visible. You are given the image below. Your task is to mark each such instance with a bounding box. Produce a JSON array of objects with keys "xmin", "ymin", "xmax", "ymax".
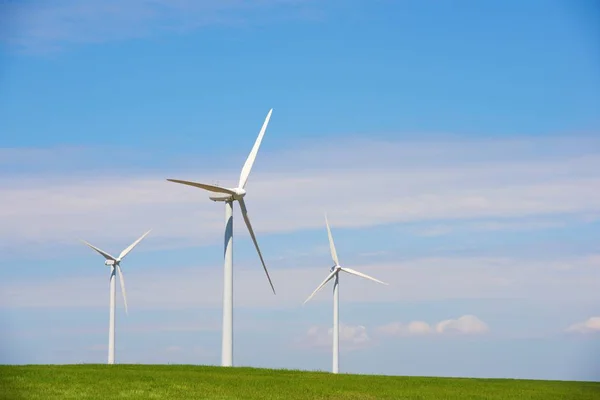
[
  {"xmin": 80, "ymin": 240, "xmax": 116, "ymax": 261},
  {"xmin": 238, "ymin": 198, "xmax": 276, "ymax": 294},
  {"xmin": 324, "ymin": 214, "xmax": 339, "ymax": 266},
  {"xmin": 340, "ymin": 267, "xmax": 388, "ymax": 285},
  {"xmin": 116, "ymin": 265, "xmax": 128, "ymax": 315},
  {"xmin": 238, "ymin": 109, "xmax": 273, "ymax": 189},
  {"xmin": 303, "ymin": 270, "xmax": 337, "ymax": 304},
  {"xmin": 166, "ymin": 179, "xmax": 236, "ymax": 196},
  {"xmin": 118, "ymin": 230, "xmax": 151, "ymax": 261}
]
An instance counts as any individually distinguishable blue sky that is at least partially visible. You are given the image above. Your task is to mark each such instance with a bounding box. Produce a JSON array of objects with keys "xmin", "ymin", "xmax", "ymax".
[{"xmin": 0, "ymin": 0, "xmax": 599, "ymax": 381}]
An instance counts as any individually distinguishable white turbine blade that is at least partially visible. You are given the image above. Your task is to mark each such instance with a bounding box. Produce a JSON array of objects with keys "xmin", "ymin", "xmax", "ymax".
[
  {"xmin": 166, "ymin": 179, "xmax": 236, "ymax": 196},
  {"xmin": 116, "ymin": 265, "xmax": 128, "ymax": 315},
  {"xmin": 324, "ymin": 214, "xmax": 339, "ymax": 266},
  {"xmin": 238, "ymin": 109, "xmax": 273, "ymax": 189},
  {"xmin": 340, "ymin": 267, "xmax": 388, "ymax": 285},
  {"xmin": 238, "ymin": 198, "xmax": 275, "ymax": 294},
  {"xmin": 80, "ymin": 240, "xmax": 116, "ymax": 261},
  {"xmin": 118, "ymin": 230, "xmax": 151, "ymax": 261},
  {"xmin": 303, "ymin": 270, "xmax": 337, "ymax": 304}
]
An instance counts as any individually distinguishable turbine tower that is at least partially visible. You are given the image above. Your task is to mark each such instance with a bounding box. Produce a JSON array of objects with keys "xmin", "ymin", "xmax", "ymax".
[
  {"xmin": 304, "ymin": 215, "xmax": 388, "ymax": 374},
  {"xmin": 80, "ymin": 230, "xmax": 151, "ymax": 364},
  {"xmin": 166, "ymin": 109, "xmax": 276, "ymax": 367}
]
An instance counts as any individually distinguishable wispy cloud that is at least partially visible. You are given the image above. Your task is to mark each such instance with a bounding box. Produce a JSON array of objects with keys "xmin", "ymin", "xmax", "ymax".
[
  {"xmin": 566, "ymin": 317, "xmax": 600, "ymax": 334},
  {"xmin": 0, "ymin": 0, "xmax": 317, "ymax": 52},
  {"xmin": 2, "ymin": 254, "xmax": 599, "ymax": 310},
  {"xmin": 1, "ymin": 135, "xmax": 599, "ymax": 256},
  {"xmin": 411, "ymin": 217, "xmax": 571, "ymax": 237}
]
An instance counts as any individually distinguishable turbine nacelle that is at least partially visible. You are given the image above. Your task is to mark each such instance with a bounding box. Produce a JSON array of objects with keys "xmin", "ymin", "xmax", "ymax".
[
  {"xmin": 209, "ymin": 194, "xmax": 233, "ymax": 202},
  {"xmin": 208, "ymin": 187, "xmax": 246, "ymax": 202},
  {"xmin": 105, "ymin": 259, "xmax": 116, "ymax": 266}
]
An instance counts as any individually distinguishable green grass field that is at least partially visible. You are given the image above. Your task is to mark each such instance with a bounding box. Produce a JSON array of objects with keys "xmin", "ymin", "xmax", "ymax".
[{"xmin": 1, "ymin": 365, "xmax": 598, "ymax": 400}]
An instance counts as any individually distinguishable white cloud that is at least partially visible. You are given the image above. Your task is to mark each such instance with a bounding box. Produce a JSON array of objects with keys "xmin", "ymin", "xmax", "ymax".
[
  {"xmin": 1, "ymin": 136, "xmax": 599, "ymax": 255},
  {"xmin": 566, "ymin": 317, "xmax": 600, "ymax": 334},
  {"xmin": 339, "ymin": 324, "xmax": 370, "ymax": 346},
  {"xmin": 303, "ymin": 315, "xmax": 489, "ymax": 353},
  {"xmin": 435, "ymin": 315, "xmax": 490, "ymax": 335},
  {"xmin": 376, "ymin": 315, "xmax": 489, "ymax": 337},
  {"xmin": 303, "ymin": 323, "xmax": 371, "ymax": 351},
  {"xmin": 376, "ymin": 321, "xmax": 433, "ymax": 336}
]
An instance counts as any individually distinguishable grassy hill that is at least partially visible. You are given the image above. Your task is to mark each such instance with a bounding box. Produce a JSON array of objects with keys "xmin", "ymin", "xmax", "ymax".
[{"xmin": 1, "ymin": 365, "xmax": 598, "ymax": 400}]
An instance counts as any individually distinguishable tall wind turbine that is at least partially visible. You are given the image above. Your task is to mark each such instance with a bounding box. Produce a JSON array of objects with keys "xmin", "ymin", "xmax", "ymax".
[
  {"xmin": 80, "ymin": 230, "xmax": 151, "ymax": 365},
  {"xmin": 304, "ymin": 215, "xmax": 388, "ymax": 374},
  {"xmin": 166, "ymin": 109, "xmax": 275, "ymax": 367}
]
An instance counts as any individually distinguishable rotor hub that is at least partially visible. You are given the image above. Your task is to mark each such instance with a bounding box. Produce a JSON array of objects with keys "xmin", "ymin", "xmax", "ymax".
[{"xmin": 232, "ymin": 187, "xmax": 247, "ymax": 199}]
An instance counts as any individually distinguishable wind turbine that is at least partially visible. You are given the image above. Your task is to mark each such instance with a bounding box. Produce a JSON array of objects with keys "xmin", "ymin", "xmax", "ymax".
[
  {"xmin": 166, "ymin": 109, "xmax": 275, "ymax": 367},
  {"xmin": 80, "ymin": 230, "xmax": 151, "ymax": 365},
  {"xmin": 304, "ymin": 215, "xmax": 388, "ymax": 374}
]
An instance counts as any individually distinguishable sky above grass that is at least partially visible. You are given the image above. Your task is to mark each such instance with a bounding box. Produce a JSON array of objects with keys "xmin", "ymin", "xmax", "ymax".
[{"xmin": 0, "ymin": 0, "xmax": 599, "ymax": 381}]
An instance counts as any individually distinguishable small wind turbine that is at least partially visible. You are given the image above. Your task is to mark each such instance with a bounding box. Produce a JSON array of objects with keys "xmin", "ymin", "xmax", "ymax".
[
  {"xmin": 80, "ymin": 230, "xmax": 151, "ymax": 364},
  {"xmin": 166, "ymin": 109, "xmax": 275, "ymax": 367},
  {"xmin": 304, "ymin": 215, "xmax": 388, "ymax": 374}
]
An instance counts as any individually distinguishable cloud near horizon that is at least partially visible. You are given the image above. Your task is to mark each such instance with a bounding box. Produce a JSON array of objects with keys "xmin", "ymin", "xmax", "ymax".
[
  {"xmin": 303, "ymin": 323, "xmax": 370, "ymax": 351},
  {"xmin": 376, "ymin": 315, "xmax": 490, "ymax": 337},
  {"xmin": 304, "ymin": 315, "xmax": 490, "ymax": 350}
]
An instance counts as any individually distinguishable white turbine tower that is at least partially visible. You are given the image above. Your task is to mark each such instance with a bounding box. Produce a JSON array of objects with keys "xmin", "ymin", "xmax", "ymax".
[
  {"xmin": 304, "ymin": 215, "xmax": 388, "ymax": 374},
  {"xmin": 80, "ymin": 230, "xmax": 151, "ymax": 365},
  {"xmin": 166, "ymin": 109, "xmax": 275, "ymax": 367}
]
